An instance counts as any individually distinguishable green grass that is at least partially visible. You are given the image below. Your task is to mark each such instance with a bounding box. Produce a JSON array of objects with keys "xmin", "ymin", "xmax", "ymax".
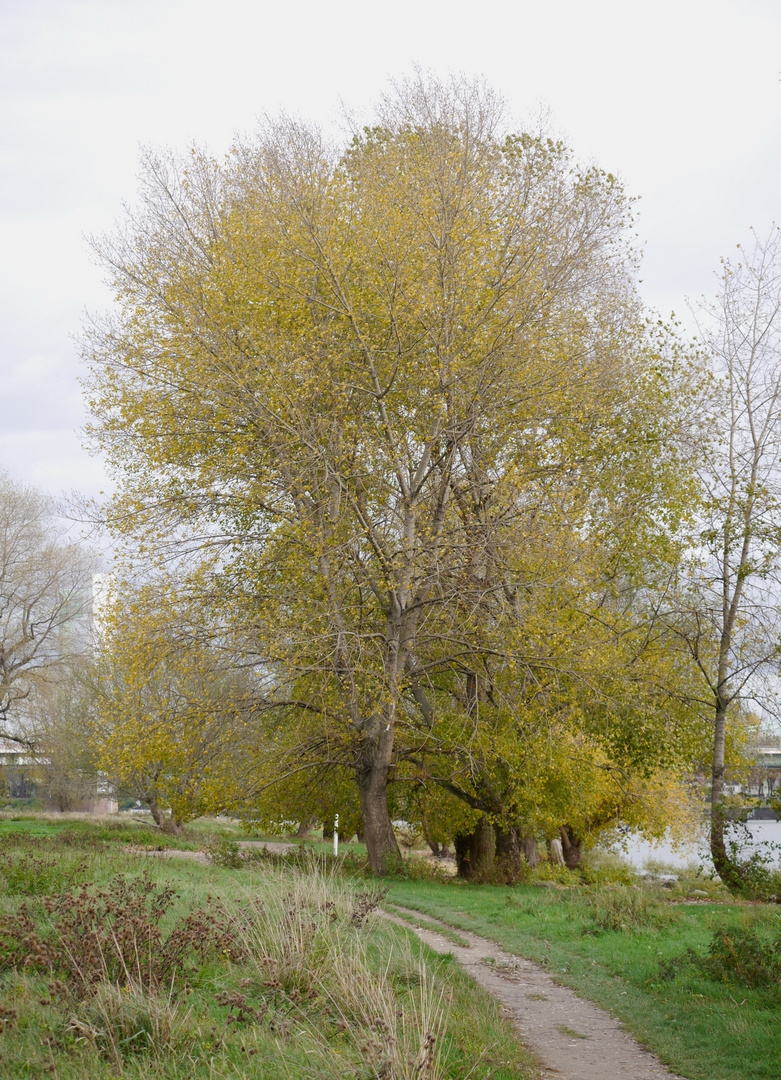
[
  {"xmin": 0, "ymin": 811, "xmax": 283, "ymax": 852},
  {"xmin": 0, "ymin": 813, "xmax": 188, "ymax": 847},
  {"xmin": 16, "ymin": 818, "xmax": 780, "ymax": 1078},
  {"xmin": 0, "ymin": 824, "xmax": 538, "ymax": 1079},
  {"xmin": 386, "ymin": 877, "xmax": 781, "ymax": 1080}
]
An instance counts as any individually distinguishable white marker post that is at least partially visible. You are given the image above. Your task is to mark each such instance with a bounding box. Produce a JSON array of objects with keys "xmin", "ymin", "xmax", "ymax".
[{"xmin": 333, "ymin": 813, "xmax": 339, "ymax": 857}]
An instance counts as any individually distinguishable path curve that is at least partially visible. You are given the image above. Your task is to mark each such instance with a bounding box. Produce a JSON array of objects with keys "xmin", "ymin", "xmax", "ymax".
[
  {"xmin": 385, "ymin": 904, "xmax": 688, "ymax": 1080},
  {"xmin": 132, "ymin": 847, "xmax": 687, "ymax": 1079}
]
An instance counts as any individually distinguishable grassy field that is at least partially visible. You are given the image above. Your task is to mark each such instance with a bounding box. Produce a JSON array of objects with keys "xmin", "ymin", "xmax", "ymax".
[
  {"xmin": 0, "ymin": 812, "xmax": 275, "ymax": 849},
  {"xmin": 4, "ymin": 814, "xmax": 781, "ymax": 1080},
  {"xmin": 0, "ymin": 817, "xmax": 539, "ymax": 1080},
  {"xmin": 387, "ymin": 872, "xmax": 781, "ymax": 1080}
]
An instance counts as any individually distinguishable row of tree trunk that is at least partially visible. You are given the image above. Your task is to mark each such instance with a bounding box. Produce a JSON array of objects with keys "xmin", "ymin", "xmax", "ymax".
[{"xmin": 453, "ymin": 818, "xmax": 584, "ymax": 881}]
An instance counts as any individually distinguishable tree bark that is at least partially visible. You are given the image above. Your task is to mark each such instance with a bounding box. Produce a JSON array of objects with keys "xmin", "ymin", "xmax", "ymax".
[
  {"xmin": 549, "ymin": 837, "xmax": 565, "ymax": 867},
  {"xmin": 494, "ymin": 824, "xmax": 533, "ymax": 880},
  {"xmin": 148, "ymin": 801, "xmax": 183, "ymax": 836},
  {"xmin": 559, "ymin": 824, "xmax": 582, "ymax": 870},
  {"xmin": 292, "ymin": 817, "xmax": 316, "ymax": 840},
  {"xmin": 709, "ymin": 700, "xmax": 745, "ymax": 890},
  {"xmin": 356, "ymin": 727, "xmax": 400, "ymax": 874},
  {"xmin": 523, "ymin": 834, "xmax": 540, "ymax": 869},
  {"xmin": 454, "ymin": 816, "xmax": 495, "ymax": 880}
]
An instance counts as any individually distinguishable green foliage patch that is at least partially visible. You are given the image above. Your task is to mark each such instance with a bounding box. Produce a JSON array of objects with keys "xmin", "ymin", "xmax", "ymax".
[
  {"xmin": 584, "ymin": 885, "xmax": 679, "ymax": 933},
  {"xmin": 0, "ymin": 832, "xmax": 90, "ymax": 896}
]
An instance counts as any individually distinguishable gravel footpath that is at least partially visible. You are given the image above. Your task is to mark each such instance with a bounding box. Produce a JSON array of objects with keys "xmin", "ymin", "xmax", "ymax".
[{"xmin": 385, "ymin": 904, "xmax": 689, "ymax": 1080}]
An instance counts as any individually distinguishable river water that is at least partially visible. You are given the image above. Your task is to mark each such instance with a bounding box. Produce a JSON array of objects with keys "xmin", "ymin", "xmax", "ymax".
[{"xmin": 601, "ymin": 819, "xmax": 781, "ymax": 873}]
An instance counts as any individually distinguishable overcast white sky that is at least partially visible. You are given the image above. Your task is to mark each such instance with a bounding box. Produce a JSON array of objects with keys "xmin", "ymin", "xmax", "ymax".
[{"xmin": 1, "ymin": 0, "xmax": 779, "ymax": 501}]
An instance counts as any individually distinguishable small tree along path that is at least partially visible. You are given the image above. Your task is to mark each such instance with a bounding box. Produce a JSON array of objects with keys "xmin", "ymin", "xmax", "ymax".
[{"xmin": 385, "ymin": 904, "xmax": 687, "ymax": 1080}]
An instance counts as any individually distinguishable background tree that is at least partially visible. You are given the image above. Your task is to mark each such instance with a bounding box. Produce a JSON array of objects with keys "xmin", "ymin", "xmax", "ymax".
[
  {"xmin": 0, "ymin": 469, "xmax": 97, "ymax": 741},
  {"xmin": 669, "ymin": 226, "xmax": 781, "ymax": 889},
  {"xmin": 88, "ymin": 574, "xmax": 257, "ymax": 833},
  {"xmin": 24, "ymin": 658, "xmax": 101, "ymax": 810},
  {"xmin": 84, "ymin": 75, "xmax": 701, "ymax": 871}
]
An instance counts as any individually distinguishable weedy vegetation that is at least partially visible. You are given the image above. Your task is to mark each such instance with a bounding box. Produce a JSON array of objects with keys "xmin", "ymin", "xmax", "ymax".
[{"xmin": 0, "ymin": 822, "xmax": 537, "ymax": 1079}]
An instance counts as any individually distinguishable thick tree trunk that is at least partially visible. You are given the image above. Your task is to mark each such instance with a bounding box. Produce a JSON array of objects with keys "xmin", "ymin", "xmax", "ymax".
[
  {"xmin": 559, "ymin": 825, "xmax": 582, "ymax": 870},
  {"xmin": 549, "ymin": 837, "xmax": 565, "ymax": 867},
  {"xmin": 454, "ymin": 816, "xmax": 495, "ymax": 880},
  {"xmin": 356, "ymin": 731, "xmax": 400, "ymax": 874},
  {"xmin": 523, "ymin": 834, "xmax": 540, "ymax": 869},
  {"xmin": 292, "ymin": 817, "xmax": 316, "ymax": 840},
  {"xmin": 149, "ymin": 801, "xmax": 183, "ymax": 836},
  {"xmin": 494, "ymin": 824, "xmax": 534, "ymax": 880}
]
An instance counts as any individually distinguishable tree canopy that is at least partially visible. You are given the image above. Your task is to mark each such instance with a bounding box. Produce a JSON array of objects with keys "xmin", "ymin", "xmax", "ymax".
[
  {"xmin": 84, "ymin": 75, "xmax": 706, "ymax": 872},
  {"xmin": 88, "ymin": 573, "xmax": 257, "ymax": 833}
]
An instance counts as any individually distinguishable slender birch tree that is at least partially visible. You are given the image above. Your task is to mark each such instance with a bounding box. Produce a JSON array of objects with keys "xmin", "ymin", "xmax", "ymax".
[{"xmin": 672, "ymin": 226, "xmax": 781, "ymax": 888}]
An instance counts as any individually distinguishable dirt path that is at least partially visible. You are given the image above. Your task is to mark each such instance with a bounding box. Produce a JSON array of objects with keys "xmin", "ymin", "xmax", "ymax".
[
  {"xmin": 385, "ymin": 904, "xmax": 688, "ymax": 1080},
  {"xmin": 135, "ymin": 847, "xmax": 687, "ymax": 1078}
]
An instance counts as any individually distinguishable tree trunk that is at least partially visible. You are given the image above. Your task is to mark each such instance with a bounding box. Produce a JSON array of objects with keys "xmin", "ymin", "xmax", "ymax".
[
  {"xmin": 149, "ymin": 804, "xmax": 182, "ymax": 836},
  {"xmin": 523, "ymin": 834, "xmax": 540, "ymax": 869},
  {"xmin": 356, "ymin": 736, "xmax": 400, "ymax": 874},
  {"xmin": 422, "ymin": 820, "xmax": 445, "ymax": 857},
  {"xmin": 709, "ymin": 701, "xmax": 745, "ymax": 890},
  {"xmin": 292, "ymin": 817, "xmax": 316, "ymax": 840},
  {"xmin": 559, "ymin": 825, "xmax": 582, "ymax": 870},
  {"xmin": 549, "ymin": 837, "xmax": 565, "ymax": 867},
  {"xmin": 494, "ymin": 824, "xmax": 532, "ymax": 881},
  {"xmin": 454, "ymin": 816, "xmax": 495, "ymax": 880}
]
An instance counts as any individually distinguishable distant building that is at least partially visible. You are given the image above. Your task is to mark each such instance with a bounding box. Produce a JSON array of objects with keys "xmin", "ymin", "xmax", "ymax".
[{"xmin": 746, "ymin": 742, "xmax": 781, "ymax": 798}]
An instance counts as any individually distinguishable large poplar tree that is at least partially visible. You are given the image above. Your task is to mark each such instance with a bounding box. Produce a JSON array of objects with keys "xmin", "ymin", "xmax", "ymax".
[{"xmin": 84, "ymin": 75, "xmax": 698, "ymax": 872}]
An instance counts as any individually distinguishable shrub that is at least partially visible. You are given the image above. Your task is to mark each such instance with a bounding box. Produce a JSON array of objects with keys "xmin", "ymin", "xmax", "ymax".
[
  {"xmin": 585, "ymin": 885, "xmax": 678, "ymax": 933},
  {"xmin": 673, "ymin": 867, "xmax": 730, "ymax": 901},
  {"xmin": 578, "ymin": 859, "xmax": 636, "ymax": 887},
  {"xmin": 0, "ymin": 871, "xmax": 245, "ymax": 996},
  {"xmin": 717, "ymin": 818, "xmax": 781, "ymax": 900},
  {"xmin": 66, "ymin": 981, "xmax": 193, "ymax": 1066},
  {"xmin": 0, "ymin": 832, "xmax": 88, "ymax": 895},
  {"xmin": 206, "ymin": 835, "xmax": 244, "ymax": 868},
  {"xmin": 389, "ymin": 856, "xmax": 453, "ymax": 883},
  {"xmin": 525, "ymin": 859, "xmax": 578, "ymax": 886},
  {"xmin": 661, "ymin": 914, "xmax": 781, "ymax": 990}
]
